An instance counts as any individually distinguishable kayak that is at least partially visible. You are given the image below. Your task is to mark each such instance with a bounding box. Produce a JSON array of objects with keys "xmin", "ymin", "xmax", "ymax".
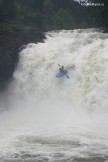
[
  {"xmin": 56, "ymin": 63, "xmax": 75, "ymax": 79},
  {"xmin": 56, "ymin": 71, "xmax": 67, "ymax": 78}
]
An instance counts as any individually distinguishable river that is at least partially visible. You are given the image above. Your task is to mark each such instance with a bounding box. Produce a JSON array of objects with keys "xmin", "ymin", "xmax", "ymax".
[{"xmin": 0, "ymin": 29, "xmax": 108, "ymax": 162}]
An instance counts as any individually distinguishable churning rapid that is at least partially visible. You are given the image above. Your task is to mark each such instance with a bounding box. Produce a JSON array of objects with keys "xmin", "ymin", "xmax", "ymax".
[{"xmin": 0, "ymin": 29, "xmax": 108, "ymax": 162}]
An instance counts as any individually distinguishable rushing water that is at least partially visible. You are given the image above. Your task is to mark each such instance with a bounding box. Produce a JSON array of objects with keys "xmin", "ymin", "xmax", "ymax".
[{"xmin": 0, "ymin": 29, "xmax": 108, "ymax": 162}]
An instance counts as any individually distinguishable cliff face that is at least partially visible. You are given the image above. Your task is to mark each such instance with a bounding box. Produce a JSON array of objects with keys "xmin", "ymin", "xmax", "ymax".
[{"xmin": 0, "ymin": 25, "xmax": 45, "ymax": 90}]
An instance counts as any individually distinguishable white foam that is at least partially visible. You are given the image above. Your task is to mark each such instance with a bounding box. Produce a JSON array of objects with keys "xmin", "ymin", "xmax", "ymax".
[{"xmin": 0, "ymin": 29, "xmax": 108, "ymax": 160}]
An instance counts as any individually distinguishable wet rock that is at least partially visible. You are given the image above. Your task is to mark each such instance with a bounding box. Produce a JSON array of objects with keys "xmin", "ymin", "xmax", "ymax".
[{"xmin": 0, "ymin": 24, "xmax": 45, "ymax": 90}]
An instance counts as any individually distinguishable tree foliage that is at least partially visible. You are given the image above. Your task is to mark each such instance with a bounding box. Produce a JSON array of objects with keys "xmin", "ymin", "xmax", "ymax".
[{"xmin": 0, "ymin": 0, "xmax": 107, "ymax": 30}]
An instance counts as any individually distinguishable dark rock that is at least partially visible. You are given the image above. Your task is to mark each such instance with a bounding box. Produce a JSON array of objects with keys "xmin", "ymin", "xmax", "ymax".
[
  {"xmin": 102, "ymin": 27, "xmax": 108, "ymax": 33},
  {"xmin": 0, "ymin": 25, "xmax": 45, "ymax": 90}
]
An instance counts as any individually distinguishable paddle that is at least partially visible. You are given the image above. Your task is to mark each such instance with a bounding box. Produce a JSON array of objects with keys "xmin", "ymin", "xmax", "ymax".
[{"xmin": 58, "ymin": 64, "xmax": 69, "ymax": 78}]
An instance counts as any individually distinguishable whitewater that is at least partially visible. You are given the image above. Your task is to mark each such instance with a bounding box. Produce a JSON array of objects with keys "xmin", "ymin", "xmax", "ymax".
[{"xmin": 0, "ymin": 29, "xmax": 108, "ymax": 162}]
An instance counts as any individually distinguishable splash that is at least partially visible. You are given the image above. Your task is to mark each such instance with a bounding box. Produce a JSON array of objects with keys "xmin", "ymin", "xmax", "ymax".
[
  {"xmin": 12, "ymin": 29, "xmax": 108, "ymax": 111},
  {"xmin": 0, "ymin": 29, "xmax": 108, "ymax": 161}
]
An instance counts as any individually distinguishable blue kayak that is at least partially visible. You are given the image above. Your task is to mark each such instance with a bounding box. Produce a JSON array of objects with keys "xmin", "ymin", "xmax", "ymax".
[{"xmin": 56, "ymin": 71, "xmax": 67, "ymax": 78}]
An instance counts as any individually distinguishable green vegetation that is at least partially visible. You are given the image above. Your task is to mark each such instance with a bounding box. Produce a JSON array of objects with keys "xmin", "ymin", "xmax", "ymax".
[
  {"xmin": 87, "ymin": 0, "xmax": 108, "ymax": 28},
  {"xmin": 0, "ymin": 0, "xmax": 107, "ymax": 31}
]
